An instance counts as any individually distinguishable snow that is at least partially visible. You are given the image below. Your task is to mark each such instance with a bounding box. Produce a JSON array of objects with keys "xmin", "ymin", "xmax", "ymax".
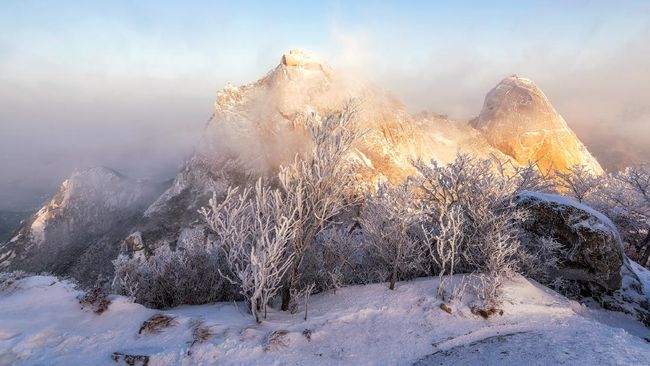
[
  {"xmin": 28, "ymin": 205, "xmax": 53, "ymax": 245},
  {"xmin": 631, "ymin": 260, "xmax": 650, "ymax": 296},
  {"xmin": 1, "ymin": 275, "xmax": 648, "ymax": 366}
]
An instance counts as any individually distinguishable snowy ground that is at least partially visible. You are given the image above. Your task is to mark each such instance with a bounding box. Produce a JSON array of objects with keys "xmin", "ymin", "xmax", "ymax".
[{"xmin": 0, "ymin": 275, "xmax": 648, "ymax": 366}]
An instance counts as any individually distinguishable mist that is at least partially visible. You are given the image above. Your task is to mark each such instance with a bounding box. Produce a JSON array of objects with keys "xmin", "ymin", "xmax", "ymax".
[
  {"xmin": 1, "ymin": 1, "xmax": 649, "ymax": 211},
  {"xmin": 370, "ymin": 24, "xmax": 650, "ymax": 173}
]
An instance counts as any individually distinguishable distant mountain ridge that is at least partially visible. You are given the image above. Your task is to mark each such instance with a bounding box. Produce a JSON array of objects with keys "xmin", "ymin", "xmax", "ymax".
[{"xmin": 0, "ymin": 167, "xmax": 166, "ymax": 284}]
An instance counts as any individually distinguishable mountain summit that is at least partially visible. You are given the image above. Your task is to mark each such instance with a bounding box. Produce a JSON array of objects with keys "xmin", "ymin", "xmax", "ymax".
[
  {"xmin": 471, "ymin": 75, "xmax": 603, "ymax": 174},
  {"xmin": 205, "ymin": 49, "xmax": 507, "ymax": 182}
]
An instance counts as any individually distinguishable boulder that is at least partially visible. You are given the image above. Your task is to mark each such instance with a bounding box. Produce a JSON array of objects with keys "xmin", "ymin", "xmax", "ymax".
[
  {"xmin": 517, "ymin": 191, "xmax": 650, "ymax": 325},
  {"xmin": 280, "ymin": 48, "xmax": 322, "ymax": 69},
  {"xmin": 517, "ymin": 191, "xmax": 624, "ymax": 292}
]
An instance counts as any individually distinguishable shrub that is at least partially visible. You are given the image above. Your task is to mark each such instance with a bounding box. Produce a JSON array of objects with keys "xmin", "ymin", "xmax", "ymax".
[
  {"xmin": 112, "ymin": 243, "xmax": 237, "ymax": 309},
  {"xmin": 79, "ymin": 285, "xmax": 111, "ymax": 314},
  {"xmin": 359, "ymin": 180, "xmax": 426, "ymax": 290}
]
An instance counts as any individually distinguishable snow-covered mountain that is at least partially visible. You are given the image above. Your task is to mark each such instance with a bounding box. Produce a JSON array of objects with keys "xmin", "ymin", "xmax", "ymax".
[
  {"xmin": 0, "ymin": 167, "xmax": 165, "ymax": 285},
  {"xmin": 1, "ymin": 49, "xmax": 604, "ymax": 282}
]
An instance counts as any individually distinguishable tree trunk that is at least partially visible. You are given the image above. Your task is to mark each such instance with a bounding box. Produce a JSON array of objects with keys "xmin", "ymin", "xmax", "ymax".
[
  {"xmin": 389, "ymin": 272, "xmax": 396, "ymax": 290},
  {"xmin": 389, "ymin": 259, "xmax": 398, "ymax": 290},
  {"xmin": 281, "ymin": 286, "xmax": 291, "ymax": 311},
  {"xmin": 252, "ymin": 299, "xmax": 261, "ymax": 323},
  {"xmin": 640, "ymin": 229, "xmax": 650, "ymax": 267},
  {"xmin": 281, "ymin": 262, "xmax": 299, "ymax": 311}
]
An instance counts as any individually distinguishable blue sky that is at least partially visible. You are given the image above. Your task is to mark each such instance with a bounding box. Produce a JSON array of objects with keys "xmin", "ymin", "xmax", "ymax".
[
  {"xmin": 2, "ymin": 1, "xmax": 647, "ymax": 85},
  {"xmin": 1, "ymin": 1, "xmax": 649, "ymax": 209}
]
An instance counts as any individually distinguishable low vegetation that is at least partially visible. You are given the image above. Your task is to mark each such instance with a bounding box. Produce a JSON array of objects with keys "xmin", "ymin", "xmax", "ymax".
[{"xmin": 138, "ymin": 314, "xmax": 177, "ymax": 335}]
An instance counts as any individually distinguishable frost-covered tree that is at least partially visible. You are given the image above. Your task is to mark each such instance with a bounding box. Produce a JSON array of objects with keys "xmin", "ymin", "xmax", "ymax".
[
  {"xmin": 200, "ymin": 180, "xmax": 296, "ymax": 323},
  {"xmin": 360, "ymin": 180, "xmax": 426, "ymax": 290},
  {"xmin": 494, "ymin": 158, "xmax": 556, "ymax": 194},
  {"xmin": 278, "ymin": 101, "xmax": 363, "ymax": 310},
  {"xmin": 414, "ymin": 155, "xmax": 527, "ymax": 305},
  {"xmin": 299, "ymin": 225, "xmax": 361, "ymax": 292},
  {"xmin": 556, "ymin": 164, "xmax": 599, "ymax": 202},
  {"xmin": 421, "ymin": 204, "xmax": 465, "ymax": 299},
  {"xmin": 595, "ymin": 165, "xmax": 650, "ymax": 266}
]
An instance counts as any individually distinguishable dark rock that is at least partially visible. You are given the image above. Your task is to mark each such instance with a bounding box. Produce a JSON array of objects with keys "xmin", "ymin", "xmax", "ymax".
[
  {"xmin": 517, "ymin": 191, "xmax": 624, "ymax": 293},
  {"xmin": 517, "ymin": 191, "xmax": 650, "ymax": 325},
  {"xmin": 111, "ymin": 352, "xmax": 149, "ymax": 366},
  {"xmin": 470, "ymin": 306, "xmax": 503, "ymax": 319}
]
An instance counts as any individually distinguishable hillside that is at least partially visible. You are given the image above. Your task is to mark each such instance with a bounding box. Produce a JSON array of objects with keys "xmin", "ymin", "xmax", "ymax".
[
  {"xmin": 0, "ymin": 274, "xmax": 648, "ymax": 365},
  {"xmin": 0, "ymin": 168, "xmax": 166, "ymax": 285}
]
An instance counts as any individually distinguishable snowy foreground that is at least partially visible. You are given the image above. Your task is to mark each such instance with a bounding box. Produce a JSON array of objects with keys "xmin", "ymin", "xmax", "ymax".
[{"xmin": 1, "ymin": 275, "xmax": 649, "ymax": 366}]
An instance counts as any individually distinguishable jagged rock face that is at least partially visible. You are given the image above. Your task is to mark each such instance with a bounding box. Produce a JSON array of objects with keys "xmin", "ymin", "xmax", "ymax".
[
  {"xmin": 472, "ymin": 75, "xmax": 603, "ymax": 174},
  {"xmin": 123, "ymin": 156, "xmax": 250, "ymax": 254},
  {"xmin": 203, "ymin": 49, "xmax": 509, "ymax": 183},
  {"xmin": 0, "ymin": 167, "xmax": 165, "ymax": 285},
  {"xmin": 518, "ymin": 191, "xmax": 624, "ymax": 292}
]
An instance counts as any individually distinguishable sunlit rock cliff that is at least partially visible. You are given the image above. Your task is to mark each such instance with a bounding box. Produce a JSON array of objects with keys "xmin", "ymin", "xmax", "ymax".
[{"xmin": 471, "ymin": 75, "xmax": 603, "ymax": 174}]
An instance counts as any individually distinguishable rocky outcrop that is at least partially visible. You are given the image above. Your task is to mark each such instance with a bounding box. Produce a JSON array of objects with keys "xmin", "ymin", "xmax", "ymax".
[
  {"xmin": 518, "ymin": 191, "xmax": 624, "ymax": 292},
  {"xmin": 517, "ymin": 191, "xmax": 650, "ymax": 324},
  {"xmin": 472, "ymin": 75, "xmax": 603, "ymax": 175},
  {"xmin": 281, "ymin": 48, "xmax": 323, "ymax": 69},
  {"xmin": 120, "ymin": 156, "xmax": 242, "ymax": 254},
  {"xmin": 0, "ymin": 167, "xmax": 165, "ymax": 285}
]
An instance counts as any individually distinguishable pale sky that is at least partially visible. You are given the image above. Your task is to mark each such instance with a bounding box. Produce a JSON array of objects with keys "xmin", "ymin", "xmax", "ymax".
[{"xmin": 1, "ymin": 0, "xmax": 649, "ymax": 210}]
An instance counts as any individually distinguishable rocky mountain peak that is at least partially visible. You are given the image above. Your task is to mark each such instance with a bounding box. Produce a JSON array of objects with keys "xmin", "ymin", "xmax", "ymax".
[
  {"xmin": 280, "ymin": 48, "xmax": 323, "ymax": 69},
  {"xmin": 478, "ymin": 75, "xmax": 556, "ymax": 129},
  {"xmin": 472, "ymin": 75, "xmax": 603, "ymax": 174}
]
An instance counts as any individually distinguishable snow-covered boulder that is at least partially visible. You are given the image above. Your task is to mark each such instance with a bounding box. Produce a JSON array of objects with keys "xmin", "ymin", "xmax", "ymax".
[
  {"xmin": 517, "ymin": 191, "xmax": 624, "ymax": 292},
  {"xmin": 517, "ymin": 191, "xmax": 650, "ymax": 325}
]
